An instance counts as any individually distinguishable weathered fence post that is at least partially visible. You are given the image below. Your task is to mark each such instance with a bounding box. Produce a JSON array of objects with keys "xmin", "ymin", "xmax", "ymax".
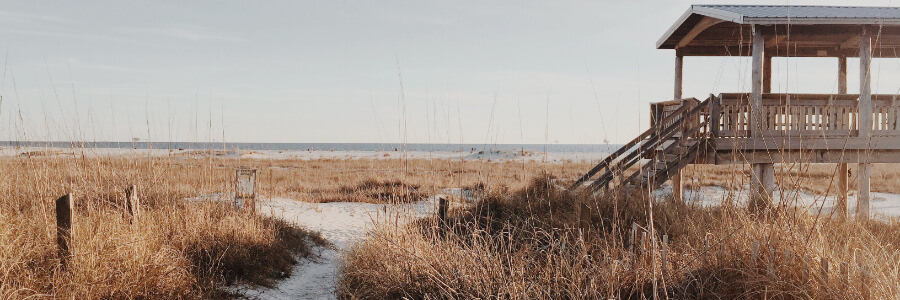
[
  {"xmin": 820, "ymin": 257, "xmax": 829, "ymax": 285},
  {"xmin": 438, "ymin": 196, "xmax": 448, "ymax": 224},
  {"xmin": 661, "ymin": 235, "xmax": 669, "ymax": 277},
  {"xmin": 641, "ymin": 231, "xmax": 647, "ymax": 254},
  {"xmin": 631, "ymin": 223, "xmax": 638, "ymax": 252},
  {"xmin": 235, "ymin": 168, "xmax": 257, "ymax": 212},
  {"xmin": 56, "ymin": 194, "xmax": 73, "ymax": 268},
  {"xmin": 861, "ymin": 265, "xmax": 870, "ymax": 300},
  {"xmin": 840, "ymin": 262, "xmax": 849, "ymax": 292},
  {"xmin": 125, "ymin": 185, "xmax": 140, "ymax": 224},
  {"xmin": 751, "ymin": 241, "xmax": 759, "ymax": 270},
  {"xmin": 578, "ymin": 201, "xmax": 591, "ymax": 230},
  {"xmin": 802, "ymin": 255, "xmax": 811, "ymax": 285}
]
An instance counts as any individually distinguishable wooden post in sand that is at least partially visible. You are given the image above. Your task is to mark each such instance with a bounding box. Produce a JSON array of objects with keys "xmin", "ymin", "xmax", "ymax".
[
  {"xmin": 438, "ymin": 196, "xmax": 448, "ymax": 224},
  {"xmin": 56, "ymin": 193, "xmax": 73, "ymax": 267},
  {"xmin": 125, "ymin": 185, "xmax": 140, "ymax": 224},
  {"xmin": 840, "ymin": 262, "xmax": 850, "ymax": 292},
  {"xmin": 235, "ymin": 169, "xmax": 257, "ymax": 212},
  {"xmin": 661, "ymin": 235, "xmax": 669, "ymax": 277}
]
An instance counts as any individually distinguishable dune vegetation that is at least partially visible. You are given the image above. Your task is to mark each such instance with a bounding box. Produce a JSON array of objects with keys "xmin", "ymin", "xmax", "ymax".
[
  {"xmin": 4, "ymin": 148, "xmax": 900, "ymax": 298},
  {"xmin": 0, "ymin": 153, "xmax": 325, "ymax": 298},
  {"xmin": 338, "ymin": 175, "xmax": 900, "ymax": 299}
]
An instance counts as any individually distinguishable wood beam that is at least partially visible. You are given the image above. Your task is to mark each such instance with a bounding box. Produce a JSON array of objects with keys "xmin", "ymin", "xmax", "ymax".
[
  {"xmin": 712, "ymin": 149, "xmax": 900, "ymax": 164},
  {"xmin": 713, "ymin": 136, "xmax": 900, "ymax": 151},
  {"xmin": 676, "ymin": 16, "xmax": 724, "ymax": 49}
]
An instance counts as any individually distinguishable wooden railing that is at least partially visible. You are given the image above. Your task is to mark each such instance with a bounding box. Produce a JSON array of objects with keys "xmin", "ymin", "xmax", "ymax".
[{"xmin": 712, "ymin": 93, "xmax": 900, "ymax": 138}]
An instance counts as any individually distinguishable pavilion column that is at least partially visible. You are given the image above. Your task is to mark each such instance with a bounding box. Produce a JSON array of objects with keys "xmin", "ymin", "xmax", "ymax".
[
  {"xmin": 749, "ymin": 25, "xmax": 774, "ymax": 214},
  {"xmin": 858, "ymin": 27, "xmax": 873, "ymax": 221},
  {"xmin": 763, "ymin": 54, "xmax": 772, "ymax": 93},
  {"xmin": 672, "ymin": 54, "xmax": 684, "ymax": 202},
  {"xmin": 836, "ymin": 55, "xmax": 850, "ymax": 218}
]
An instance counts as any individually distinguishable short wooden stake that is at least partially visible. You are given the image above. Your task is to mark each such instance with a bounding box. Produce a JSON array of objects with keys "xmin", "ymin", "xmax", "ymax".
[
  {"xmin": 751, "ymin": 241, "xmax": 759, "ymax": 269},
  {"xmin": 820, "ymin": 257, "xmax": 829, "ymax": 284},
  {"xmin": 840, "ymin": 262, "xmax": 849, "ymax": 292},
  {"xmin": 438, "ymin": 196, "xmax": 448, "ymax": 224},
  {"xmin": 641, "ymin": 232, "xmax": 647, "ymax": 254},
  {"xmin": 125, "ymin": 185, "xmax": 140, "ymax": 224},
  {"xmin": 56, "ymin": 194, "xmax": 73, "ymax": 268},
  {"xmin": 861, "ymin": 265, "xmax": 870, "ymax": 300},
  {"xmin": 661, "ymin": 235, "xmax": 669, "ymax": 276},
  {"xmin": 578, "ymin": 201, "xmax": 591, "ymax": 229},
  {"xmin": 631, "ymin": 222, "xmax": 638, "ymax": 251},
  {"xmin": 767, "ymin": 247, "xmax": 776, "ymax": 278},
  {"xmin": 802, "ymin": 255, "xmax": 811, "ymax": 285}
]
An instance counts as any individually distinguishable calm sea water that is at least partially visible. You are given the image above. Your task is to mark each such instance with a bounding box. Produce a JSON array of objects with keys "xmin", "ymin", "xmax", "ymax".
[{"xmin": 0, "ymin": 141, "xmax": 621, "ymax": 153}]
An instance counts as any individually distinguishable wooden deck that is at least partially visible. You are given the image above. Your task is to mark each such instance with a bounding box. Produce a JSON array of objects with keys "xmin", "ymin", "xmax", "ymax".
[{"xmin": 654, "ymin": 93, "xmax": 900, "ymax": 164}]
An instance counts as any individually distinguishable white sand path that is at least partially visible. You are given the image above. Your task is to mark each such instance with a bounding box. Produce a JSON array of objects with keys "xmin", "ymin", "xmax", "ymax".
[{"xmin": 238, "ymin": 197, "xmax": 440, "ymax": 299}]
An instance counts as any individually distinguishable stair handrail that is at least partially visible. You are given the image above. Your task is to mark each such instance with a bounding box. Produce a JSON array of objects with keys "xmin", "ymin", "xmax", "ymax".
[
  {"xmin": 567, "ymin": 101, "xmax": 695, "ymax": 190},
  {"xmin": 594, "ymin": 99, "xmax": 711, "ymax": 191},
  {"xmin": 571, "ymin": 96, "xmax": 713, "ymax": 191}
]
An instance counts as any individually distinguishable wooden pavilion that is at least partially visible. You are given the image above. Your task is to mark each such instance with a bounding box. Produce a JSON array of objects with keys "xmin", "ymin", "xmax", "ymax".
[{"xmin": 572, "ymin": 5, "xmax": 900, "ymax": 220}]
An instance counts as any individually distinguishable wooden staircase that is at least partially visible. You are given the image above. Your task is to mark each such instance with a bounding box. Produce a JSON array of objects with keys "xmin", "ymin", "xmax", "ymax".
[{"xmin": 569, "ymin": 96, "xmax": 712, "ymax": 193}]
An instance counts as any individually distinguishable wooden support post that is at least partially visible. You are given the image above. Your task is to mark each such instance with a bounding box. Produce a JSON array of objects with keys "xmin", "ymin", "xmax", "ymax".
[
  {"xmin": 751, "ymin": 24, "xmax": 765, "ymax": 136},
  {"xmin": 763, "ymin": 54, "xmax": 772, "ymax": 93},
  {"xmin": 858, "ymin": 26, "xmax": 873, "ymax": 221},
  {"xmin": 820, "ymin": 257, "xmax": 829, "ymax": 284},
  {"xmin": 674, "ymin": 55, "xmax": 683, "ymax": 101},
  {"xmin": 750, "ymin": 163, "xmax": 774, "ymax": 214},
  {"xmin": 673, "ymin": 54, "xmax": 684, "ymax": 203},
  {"xmin": 56, "ymin": 194, "xmax": 73, "ymax": 267},
  {"xmin": 709, "ymin": 94, "xmax": 720, "ymax": 138},
  {"xmin": 748, "ymin": 25, "xmax": 773, "ymax": 215},
  {"xmin": 837, "ymin": 56, "xmax": 849, "ymax": 218},
  {"xmin": 837, "ymin": 163, "xmax": 849, "ymax": 218},
  {"xmin": 125, "ymin": 185, "xmax": 139, "ymax": 224}
]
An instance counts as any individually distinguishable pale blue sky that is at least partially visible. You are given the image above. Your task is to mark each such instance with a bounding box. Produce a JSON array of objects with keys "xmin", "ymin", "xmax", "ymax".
[{"xmin": 1, "ymin": 0, "xmax": 899, "ymax": 144}]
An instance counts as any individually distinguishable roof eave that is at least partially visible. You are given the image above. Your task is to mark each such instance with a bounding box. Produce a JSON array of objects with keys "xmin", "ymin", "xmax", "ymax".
[
  {"xmin": 656, "ymin": 8, "xmax": 695, "ymax": 49},
  {"xmin": 657, "ymin": 5, "xmax": 747, "ymax": 49},
  {"xmin": 745, "ymin": 17, "xmax": 900, "ymax": 25},
  {"xmin": 692, "ymin": 5, "xmax": 746, "ymax": 23}
]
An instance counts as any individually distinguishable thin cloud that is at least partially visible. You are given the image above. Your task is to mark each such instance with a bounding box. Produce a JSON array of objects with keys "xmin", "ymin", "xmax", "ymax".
[
  {"xmin": 123, "ymin": 25, "xmax": 247, "ymax": 43},
  {"xmin": 0, "ymin": 10, "xmax": 67, "ymax": 24},
  {"xmin": 65, "ymin": 58, "xmax": 145, "ymax": 73},
  {"xmin": 0, "ymin": 28, "xmax": 175, "ymax": 49}
]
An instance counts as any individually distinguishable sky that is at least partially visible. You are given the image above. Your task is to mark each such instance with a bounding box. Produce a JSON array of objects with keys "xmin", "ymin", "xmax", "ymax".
[{"xmin": 2, "ymin": 0, "xmax": 900, "ymax": 145}]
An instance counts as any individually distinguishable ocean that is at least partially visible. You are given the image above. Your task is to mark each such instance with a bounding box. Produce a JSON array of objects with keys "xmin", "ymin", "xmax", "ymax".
[{"xmin": 0, "ymin": 141, "xmax": 621, "ymax": 153}]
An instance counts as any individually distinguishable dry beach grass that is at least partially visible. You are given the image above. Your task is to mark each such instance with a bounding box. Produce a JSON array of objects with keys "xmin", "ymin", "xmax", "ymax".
[
  {"xmin": 0, "ymin": 153, "xmax": 325, "ymax": 298},
  {"xmin": 3, "ymin": 148, "xmax": 900, "ymax": 298},
  {"xmin": 338, "ymin": 176, "xmax": 900, "ymax": 299}
]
